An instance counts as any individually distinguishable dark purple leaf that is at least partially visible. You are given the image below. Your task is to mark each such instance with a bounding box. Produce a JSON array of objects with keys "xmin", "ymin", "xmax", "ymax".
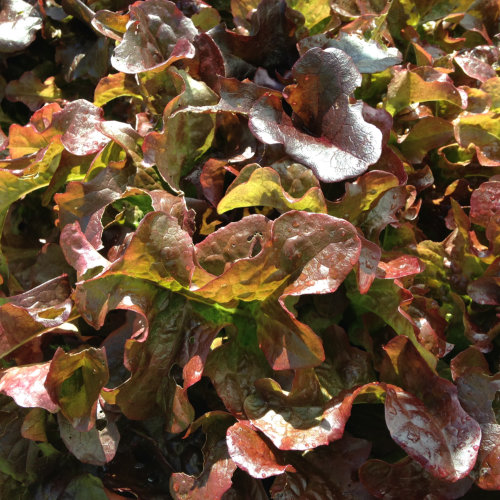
[
  {"xmin": 271, "ymin": 433, "xmax": 373, "ymax": 499},
  {"xmin": 360, "ymin": 457, "xmax": 473, "ymax": 499},
  {"xmin": 209, "ymin": 0, "xmax": 303, "ymax": 76},
  {"xmin": 221, "ymin": 469, "xmax": 268, "ymax": 500}
]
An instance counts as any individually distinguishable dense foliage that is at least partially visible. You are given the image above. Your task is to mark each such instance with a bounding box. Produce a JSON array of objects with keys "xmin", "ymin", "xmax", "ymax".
[{"xmin": 0, "ymin": 0, "xmax": 499, "ymax": 497}]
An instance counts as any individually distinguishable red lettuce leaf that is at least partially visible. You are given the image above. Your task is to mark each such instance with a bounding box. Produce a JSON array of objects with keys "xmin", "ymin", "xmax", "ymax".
[
  {"xmin": 21, "ymin": 407, "xmax": 47, "ymax": 442},
  {"xmin": 226, "ymin": 421, "xmax": 294, "ymax": 479},
  {"xmin": 298, "ymin": 31, "xmax": 402, "ymax": 74},
  {"xmin": 0, "ymin": 362, "xmax": 58, "ymax": 412},
  {"xmin": 193, "ymin": 211, "xmax": 360, "ymax": 304},
  {"xmin": 315, "ymin": 325, "xmax": 376, "ymax": 399},
  {"xmin": 0, "ymin": 0, "xmax": 42, "ymax": 53},
  {"xmin": 360, "ymin": 457, "xmax": 473, "ymax": 499},
  {"xmin": 249, "ymin": 49, "xmax": 383, "ymax": 183},
  {"xmin": 142, "ymin": 69, "xmax": 218, "ymax": 191},
  {"xmin": 57, "ymin": 404, "xmax": 119, "ymax": 466},
  {"xmin": 356, "ymin": 235, "xmax": 381, "ymax": 293},
  {"xmin": 452, "ymin": 349, "xmax": 500, "ymax": 490},
  {"xmin": 398, "ymin": 116, "xmax": 454, "ymax": 164},
  {"xmin": 60, "ymin": 221, "xmax": 110, "ymax": 279},
  {"xmin": 171, "ymin": 411, "xmax": 237, "ymax": 499},
  {"xmin": 209, "ymin": 0, "xmax": 303, "ymax": 75},
  {"xmin": 55, "ymin": 165, "xmax": 135, "ymax": 249},
  {"xmin": 45, "ymin": 346, "xmax": 109, "ymax": 431},
  {"xmin": 110, "ymin": 0, "xmax": 198, "ymax": 74},
  {"xmin": 271, "ymin": 433, "xmax": 373, "ymax": 499},
  {"xmin": 104, "ymin": 211, "xmax": 195, "ymax": 288},
  {"xmin": 470, "ymin": 179, "xmax": 500, "ymax": 228},
  {"xmin": 217, "ymin": 164, "xmax": 327, "ymax": 214},
  {"xmin": 204, "ymin": 338, "xmax": 272, "ymax": 419},
  {"xmin": 256, "ymin": 298, "xmax": 325, "ymax": 370},
  {"xmin": 385, "ymin": 67, "xmax": 466, "ymax": 115},
  {"xmin": 54, "ymin": 100, "xmax": 110, "ymax": 156},
  {"xmin": 0, "ymin": 275, "xmax": 73, "ymax": 360},
  {"xmin": 381, "ymin": 336, "xmax": 481, "ymax": 481},
  {"xmin": 5, "ymin": 71, "xmax": 62, "ymax": 112},
  {"xmin": 244, "ymin": 381, "xmax": 384, "ymax": 451}
]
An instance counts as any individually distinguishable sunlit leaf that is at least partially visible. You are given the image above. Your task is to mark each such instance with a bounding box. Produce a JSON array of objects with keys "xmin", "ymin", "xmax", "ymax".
[{"xmin": 45, "ymin": 347, "xmax": 109, "ymax": 431}]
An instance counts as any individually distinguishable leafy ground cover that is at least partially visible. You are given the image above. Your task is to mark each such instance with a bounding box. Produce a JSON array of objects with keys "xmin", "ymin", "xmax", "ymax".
[{"xmin": 0, "ymin": 0, "xmax": 499, "ymax": 497}]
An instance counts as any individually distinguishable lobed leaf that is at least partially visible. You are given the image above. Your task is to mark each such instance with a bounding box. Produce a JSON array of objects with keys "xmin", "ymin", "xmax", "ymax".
[
  {"xmin": 249, "ymin": 48, "xmax": 383, "ymax": 183},
  {"xmin": 299, "ymin": 32, "xmax": 402, "ymax": 74},
  {"xmin": 217, "ymin": 164, "xmax": 327, "ymax": 214},
  {"xmin": 111, "ymin": 0, "xmax": 198, "ymax": 74}
]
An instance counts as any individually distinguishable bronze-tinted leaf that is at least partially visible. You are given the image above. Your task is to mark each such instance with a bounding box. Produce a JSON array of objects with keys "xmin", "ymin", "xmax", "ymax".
[
  {"xmin": 226, "ymin": 421, "xmax": 294, "ymax": 478},
  {"xmin": 45, "ymin": 347, "xmax": 109, "ymax": 431},
  {"xmin": 0, "ymin": 362, "xmax": 58, "ymax": 412}
]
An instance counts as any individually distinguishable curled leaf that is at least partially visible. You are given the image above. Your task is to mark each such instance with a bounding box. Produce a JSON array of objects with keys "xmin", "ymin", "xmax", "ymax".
[
  {"xmin": 381, "ymin": 336, "xmax": 481, "ymax": 482},
  {"xmin": 111, "ymin": 0, "xmax": 197, "ymax": 74},
  {"xmin": 299, "ymin": 32, "xmax": 402, "ymax": 74},
  {"xmin": 0, "ymin": 0, "xmax": 42, "ymax": 53},
  {"xmin": 0, "ymin": 362, "xmax": 58, "ymax": 412},
  {"xmin": 226, "ymin": 421, "xmax": 294, "ymax": 478},
  {"xmin": 217, "ymin": 164, "xmax": 327, "ymax": 214},
  {"xmin": 249, "ymin": 48, "xmax": 383, "ymax": 183},
  {"xmin": 45, "ymin": 347, "xmax": 109, "ymax": 431}
]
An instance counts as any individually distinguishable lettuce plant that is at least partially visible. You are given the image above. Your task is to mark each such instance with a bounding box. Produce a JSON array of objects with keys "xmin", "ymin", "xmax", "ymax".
[{"xmin": 0, "ymin": 0, "xmax": 499, "ymax": 497}]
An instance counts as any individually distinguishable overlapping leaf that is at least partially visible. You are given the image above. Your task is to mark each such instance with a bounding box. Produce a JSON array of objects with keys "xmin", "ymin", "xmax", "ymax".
[
  {"xmin": 110, "ymin": 0, "xmax": 198, "ymax": 74},
  {"xmin": 2, "ymin": 0, "xmax": 500, "ymax": 495},
  {"xmin": 249, "ymin": 48, "xmax": 383, "ymax": 182}
]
